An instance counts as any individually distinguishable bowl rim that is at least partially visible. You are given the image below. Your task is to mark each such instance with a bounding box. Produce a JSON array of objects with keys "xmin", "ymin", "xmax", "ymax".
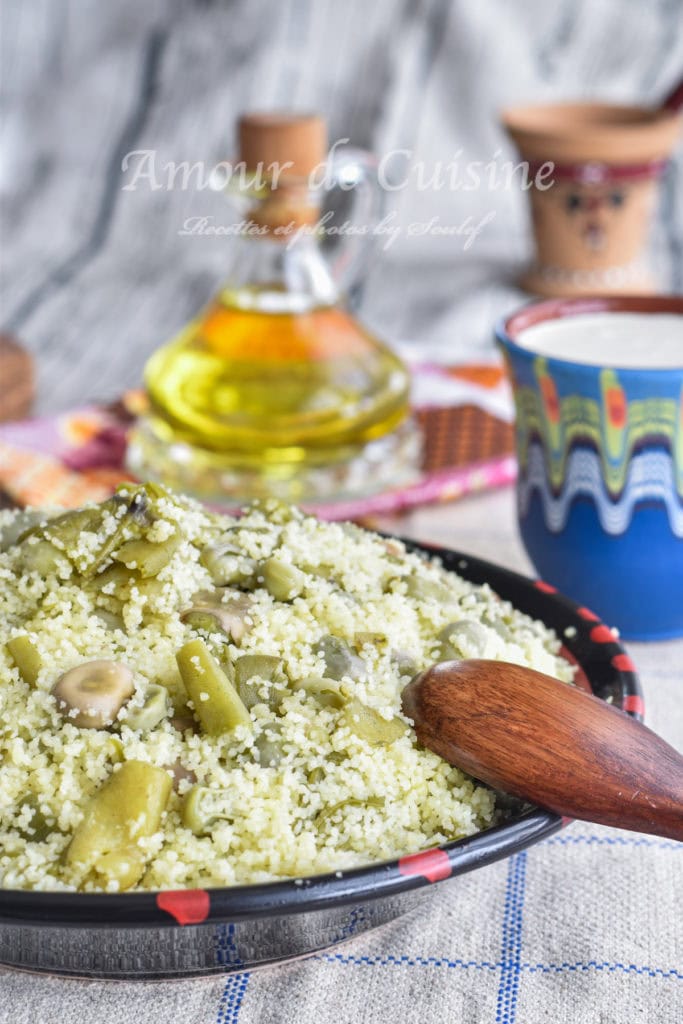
[
  {"xmin": 496, "ymin": 294, "xmax": 683, "ymax": 377},
  {"xmin": 0, "ymin": 540, "xmax": 643, "ymax": 930}
]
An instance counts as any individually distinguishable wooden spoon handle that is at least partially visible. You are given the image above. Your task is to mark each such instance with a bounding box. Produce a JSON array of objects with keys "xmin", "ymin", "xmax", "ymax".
[{"xmin": 403, "ymin": 660, "xmax": 683, "ymax": 841}]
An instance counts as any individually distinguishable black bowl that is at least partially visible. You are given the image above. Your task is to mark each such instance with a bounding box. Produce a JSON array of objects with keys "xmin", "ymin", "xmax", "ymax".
[{"xmin": 0, "ymin": 542, "xmax": 642, "ymax": 979}]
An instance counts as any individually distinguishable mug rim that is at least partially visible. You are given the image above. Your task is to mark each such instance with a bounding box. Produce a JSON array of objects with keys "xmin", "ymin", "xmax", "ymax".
[{"xmin": 496, "ymin": 294, "xmax": 683, "ymax": 376}]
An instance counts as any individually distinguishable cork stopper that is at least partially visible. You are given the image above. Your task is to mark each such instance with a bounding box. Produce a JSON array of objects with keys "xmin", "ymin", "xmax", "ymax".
[{"xmin": 238, "ymin": 113, "xmax": 327, "ymax": 180}]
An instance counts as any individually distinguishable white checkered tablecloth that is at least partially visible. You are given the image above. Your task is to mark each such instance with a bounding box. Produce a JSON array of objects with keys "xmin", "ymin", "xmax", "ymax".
[{"xmin": 1, "ymin": 490, "xmax": 680, "ymax": 1024}]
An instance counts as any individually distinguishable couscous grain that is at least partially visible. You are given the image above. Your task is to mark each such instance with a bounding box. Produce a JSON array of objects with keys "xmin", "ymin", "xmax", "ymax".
[{"xmin": 0, "ymin": 486, "xmax": 572, "ymax": 893}]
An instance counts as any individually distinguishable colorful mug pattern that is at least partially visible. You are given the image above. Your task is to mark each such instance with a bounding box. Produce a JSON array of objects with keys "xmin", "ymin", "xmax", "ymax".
[{"xmin": 497, "ymin": 296, "xmax": 683, "ymax": 641}]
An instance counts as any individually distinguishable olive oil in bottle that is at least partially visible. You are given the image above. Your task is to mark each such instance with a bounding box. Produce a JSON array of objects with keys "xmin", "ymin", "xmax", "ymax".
[{"xmin": 127, "ymin": 114, "xmax": 419, "ymax": 503}]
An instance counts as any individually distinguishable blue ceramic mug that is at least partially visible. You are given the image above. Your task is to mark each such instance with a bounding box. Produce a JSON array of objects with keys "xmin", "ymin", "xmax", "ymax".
[{"xmin": 497, "ymin": 295, "xmax": 683, "ymax": 640}]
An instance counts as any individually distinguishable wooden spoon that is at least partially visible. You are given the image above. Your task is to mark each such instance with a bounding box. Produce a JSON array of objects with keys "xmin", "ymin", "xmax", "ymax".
[{"xmin": 402, "ymin": 660, "xmax": 683, "ymax": 842}]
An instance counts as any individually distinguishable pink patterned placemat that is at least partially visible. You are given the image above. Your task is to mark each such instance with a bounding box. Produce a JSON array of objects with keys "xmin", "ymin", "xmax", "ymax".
[{"xmin": 0, "ymin": 363, "xmax": 516, "ymax": 516}]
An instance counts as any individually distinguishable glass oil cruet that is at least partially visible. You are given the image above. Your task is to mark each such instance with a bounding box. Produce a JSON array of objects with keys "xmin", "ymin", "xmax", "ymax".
[{"xmin": 127, "ymin": 112, "xmax": 419, "ymax": 504}]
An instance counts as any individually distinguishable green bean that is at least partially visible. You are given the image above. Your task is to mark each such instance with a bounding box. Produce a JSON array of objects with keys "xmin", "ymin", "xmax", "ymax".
[
  {"xmin": 79, "ymin": 496, "xmax": 149, "ymax": 577},
  {"xmin": 235, "ymin": 654, "xmax": 283, "ymax": 709},
  {"xmin": 6, "ymin": 634, "xmax": 42, "ymax": 686},
  {"xmin": 181, "ymin": 784, "xmax": 232, "ymax": 836},
  {"xmin": 114, "ymin": 534, "xmax": 180, "ymax": 578},
  {"xmin": 176, "ymin": 639, "xmax": 252, "ymax": 735},
  {"xmin": 65, "ymin": 760, "xmax": 172, "ymax": 890},
  {"xmin": 260, "ymin": 556, "xmax": 305, "ymax": 602},
  {"xmin": 293, "ymin": 676, "xmax": 345, "ymax": 710},
  {"xmin": 122, "ymin": 684, "xmax": 169, "ymax": 732},
  {"xmin": 18, "ymin": 538, "xmax": 70, "ymax": 576},
  {"xmin": 314, "ymin": 635, "xmax": 365, "ymax": 681},
  {"xmin": 31, "ymin": 508, "xmax": 102, "ymax": 550},
  {"xmin": 17, "ymin": 497, "xmax": 131, "ymax": 576},
  {"xmin": 342, "ymin": 699, "xmax": 409, "ymax": 745}
]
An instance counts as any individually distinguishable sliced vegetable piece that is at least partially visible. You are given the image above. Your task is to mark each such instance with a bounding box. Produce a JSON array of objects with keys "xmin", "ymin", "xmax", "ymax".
[
  {"xmin": 114, "ymin": 534, "xmax": 180, "ymax": 578},
  {"xmin": 314, "ymin": 635, "xmax": 365, "ymax": 681},
  {"xmin": 180, "ymin": 592, "xmax": 254, "ymax": 644},
  {"xmin": 122, "ymin": 684, "xmax": 169, "ymax": 732},
  {"xmin": 260, "ymin": 556, "xmax": 305, "ymax": 602},
  {"xmin": 6, "ymin": 634, "xmax": 42, "ymax": 686},
  {"xmin": 176, "ymin": 639, "xmax": 252, "ymax": 735},
  {"xmin": 391, "ymin": 649, "xmax": 418, "ymax": 678},
  {"xmin": 181, "ymin": 784, "xmax": 232, "ymax": 836},
  {"xmin": 438, "ymin": 619, "xmax": 489, "ymax": 660},
  {"xmin": 18, "ymin": 538, "xmax": 70, "ymax": 576},
  {"xmin": 91, "ymin": 562, "xmax": 137, "ymax": 595},
  {"xmin": 234, "ymin": 654, "xmax": 283, "ymax": 709},
  {"xmin": 293, "ymin": 675, "xmax": 345, "ymax": 710},
  {"xmin": 253, "ymin": 723, "xmax": 283, "ymax": 767},
  {"xmin": 405, "ymin": 574, "xmax": 455, "ymax": 603},
  {"xmin": 65, "ymin": 760, "xmax": 172, "ymax": 890},
  {"xmin": 342, "ymin": 698, "xmax": 408, "ymax": 745},
  {"xmin": 200, "ymin": 544, "xmax": 258, "ymax": 588}
]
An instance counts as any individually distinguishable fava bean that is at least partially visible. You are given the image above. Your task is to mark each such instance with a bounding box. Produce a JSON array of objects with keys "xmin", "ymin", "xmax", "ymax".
[
  {"xmin": 52, "ymin": 660, "xmax": 134, "ymax": 729},
  {"xmin": 314, "ymin": 635, "xmax": 365, "ymax": 681},
  {"xmin": 181, "ymin": 785, "xmax": 232, "ymax": 836},
  {"xmin": 405, "ymin": 575, "xmax": 455, "ymax": 603},
  {"xmin": 438, "ymin": 620, "xmax": 489, "ymax": 660},
  {"xmin": 235, "ymin": 654, "xmax": 284, "ymax": 709},
  {"xmin": 122, "ymin": 684, "xmax": 169, "ymax": 732},
  {"xmin": 253, "ymin": 723, "xmax": 283, "ymax": 767},
  {"xmin": 181, "ymin": 592, "xmax": 253, "ymax": 644}
]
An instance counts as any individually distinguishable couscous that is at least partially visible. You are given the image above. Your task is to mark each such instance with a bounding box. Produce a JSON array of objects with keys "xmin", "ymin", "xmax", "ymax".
[{"xmin": 0, "ymin": 485, "xmax": 572, "ymax": 893}]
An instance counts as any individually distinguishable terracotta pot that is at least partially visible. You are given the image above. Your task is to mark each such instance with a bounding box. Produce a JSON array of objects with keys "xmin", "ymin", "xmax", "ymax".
[{"xmin": 502, "ymin": 103, "xmax": 682, "ymax": 297}]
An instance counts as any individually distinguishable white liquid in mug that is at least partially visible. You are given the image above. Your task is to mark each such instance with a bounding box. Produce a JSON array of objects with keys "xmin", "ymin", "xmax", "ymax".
[{"xmin": 516, "ymin": 313, "xmax": 683, "ymax": 369}]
